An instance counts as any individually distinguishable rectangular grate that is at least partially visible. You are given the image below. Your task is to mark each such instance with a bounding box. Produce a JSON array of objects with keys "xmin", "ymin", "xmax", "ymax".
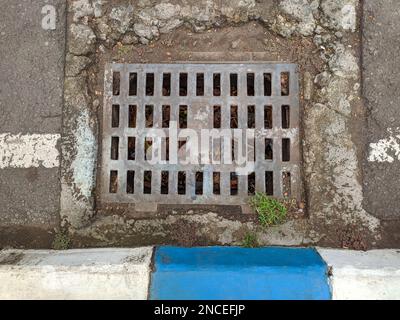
[{"xmin": 101, "ymin": 63, "xmax": 301, "ymax": 208}]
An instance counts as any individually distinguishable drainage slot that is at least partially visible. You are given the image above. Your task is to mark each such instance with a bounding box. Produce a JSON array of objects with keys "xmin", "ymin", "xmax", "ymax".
[
  {"xmin": 265, "ymin": 139, "xmax": 273, "ymax": 160},
  {"xmin": 195, "ymin": 172, "xmax": 203, "ymax": 195},
  {"xmin": 128, "ymin": 137, "xmax": 136, "ymax": 160},
  {"xmin": 283, "ymin": 171, "xmax": 291, "ymax": 197},
  {"xmin": 179, "ymin": 105, "xmax": 188, "ymax": 128},
  {"xmin": 230, "ymin": 74, "xmax": 238, "ymax": 96},
  {"xmin": 178, "ymin": 171, "xmax": 186, "ymax": 195},
  {"xmin": 265, "ymin": 171, "xmax": 273, "ymax": 196},
  {"xmin": 143, "ymin": 171, "xmax": 152, "ymax": 194},
  {"xmin": 112, "ymin": 104, "xmax": 120, "ymax": 128},
  {"xmin": 129, "ymin": 72, "xmax": 137, "ymax": 96},
  {"xmin": 282, "ymin": 138, "xmax": 291, "ymax": 162},
  {"xmin": 196, "ymin": 73, "xmax": 204, "ymax": 96},
  {"xmin": 144, "ymin": 138, "xmax": 153, "ymax": 161},
  {"xmin": 162, "ymin": 105, "xmax": 170, "ymax": 128},
  {"xmin": 213, "ymin": 172, "xmax": 220, "ymax": 195},
  {"xmin": 248, "ymin": 105, "xmax": 255, "ymax": 128},
  {"xmin": 109, "ymin": 170, "xmax": 118, "ymax": 193},
  {"xmin": 161, "ymin": 171, "xmax": 169, "ymax": 194},
  {"xmin": 179, "ymin": 73, "xmax": 188, "ymax": 96},
  {"xmin": 213, "ymin": 105, "xmax": 221, "ymax": 128},
  {"xmin": 129, "ymin": 105, "xmax": 137, "ymax": 128},
  {"xmin": 111, "ymin": 137, "xmax": 119, "ymax": 160},
  {"xmin": 282, "ymin": 105, "xmax": 290, "ymax": 128},
  {"xmin": 247, "ymin": 73, "xmax": 255, "ymax": 96},
  {"xmin": 145, "ymin": 105, "xmax": 154, "ymax": 128},
  {"xmin": 127, "ymin": 170, "xmax": 135, "ymax": 194},
  {"xmin": 230, "ymin": 172, "xmax": 238, "ymax": 195},
  {"xmin": 248, "ymin": 172, "xmax": 256, "ymax": 195},
  {"xmin": 230, "ymin": 105, "xmax": 238, "ymax": 128},
  {"xmin": 264, "ymin": 105, "xmax": 272, "ymax": 129},
  {"xmin": 281, "ymin": 72, "xmax": 290, "ymax": 96},
  {"xmin": 264, "ymin": 73, "xmax": 272, "ymax": 96},
  {"xmin": 145, "ymin": 73, "xmax": 154, "ymax": 96},
  {"xmin": 113, "ymin": 72, "xmax": 120, "ymax": 96},
  {"xmin": 213, "ymin": 73, "xmax": 221, "ymax": 96},
  {"xmin": 162, "ymin": 137, "xmax": 169, "ymax": 161},
  {"xmin": 162, "ymin": 73, "xmax": 171, "ymax": 96}
]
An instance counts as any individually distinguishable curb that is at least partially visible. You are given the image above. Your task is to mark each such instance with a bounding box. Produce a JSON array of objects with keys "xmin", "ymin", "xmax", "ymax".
[{"xmin": 0, "ymin": 247, "xmax": 399, "ymax": 300}]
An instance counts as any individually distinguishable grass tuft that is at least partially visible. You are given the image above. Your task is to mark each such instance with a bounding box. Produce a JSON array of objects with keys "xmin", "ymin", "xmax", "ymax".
[{"xmin": 249, "ymin": 192, "xmax": 287, "ymax": 227}]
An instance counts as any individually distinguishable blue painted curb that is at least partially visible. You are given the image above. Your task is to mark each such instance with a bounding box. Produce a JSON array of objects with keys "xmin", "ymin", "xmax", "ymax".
[{"xmin": 150, "ymin": 246, "xmax": 331, "ymax": 300}]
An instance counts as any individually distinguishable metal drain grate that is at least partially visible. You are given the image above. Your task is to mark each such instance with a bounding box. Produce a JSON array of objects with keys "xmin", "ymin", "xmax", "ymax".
[{"xmin": 101, "ymin": 63, "xmax": 301, "ymax": 210}]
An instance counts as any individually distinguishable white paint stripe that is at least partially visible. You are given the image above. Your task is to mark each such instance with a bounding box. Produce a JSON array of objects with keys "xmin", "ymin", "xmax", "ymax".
[
  {"xmin": 0, "ymin": 133, "xmax": 60, "ymax": 169},
  {"xmin": 368, "ymin": 128, "xmax": 400, "ymax": 163}
]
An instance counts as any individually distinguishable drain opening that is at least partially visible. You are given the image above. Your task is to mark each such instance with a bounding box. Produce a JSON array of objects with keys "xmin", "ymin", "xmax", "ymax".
[{"xmin": 102, "ymin": 63, "xmax": 301, "ymax": 206}]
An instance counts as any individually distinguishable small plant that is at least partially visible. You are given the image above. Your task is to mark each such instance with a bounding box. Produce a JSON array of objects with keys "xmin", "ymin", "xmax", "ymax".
[
  {"xmin": 52, "ymin": 231, "xmax": 71, "ymax": 250},
  {"xmin": 242, "ymin": 232, "xmax": 259, "ymax": 248},
  {"xmin": 249, "ymin": 192, "xmax": 287, "ymax": 227}
]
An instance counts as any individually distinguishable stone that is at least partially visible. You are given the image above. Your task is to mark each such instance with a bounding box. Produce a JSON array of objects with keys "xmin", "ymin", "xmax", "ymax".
[
  {"xmin": 279, "ymin": 0, "xmax": 319, "ymax": 36},
  {"xmin": 320, "ymin": 0, "xmax": 357, "ymax": 32},
  {"xmin": 70, "ymin": 0, "xmax": 94, "ymax": 22},
  {"xmin": 69, "ymin": 24, "xmax": 97, "ymax": 56},
  {"xmin": 65, "ymin": 54, "xmax": 92, "ymax": 77},
  {"xmin": 134, "ymin": 23, "xmax": 154, "ymax": 39},
  {"xmin": 154, "ymin": 3, "xmax": 181, "ymax": 20},
  {"xmin": 109, "ymin": 5, "xmax": 134, "ymax": 35},
  {"xmin": 121, "ymin": 33, "xmax": 139, "ymax": 45}
]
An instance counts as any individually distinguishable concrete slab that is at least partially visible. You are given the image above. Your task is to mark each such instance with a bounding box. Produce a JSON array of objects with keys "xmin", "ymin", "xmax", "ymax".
[
  {"xmin": 150, "ymin": 246, "xmax": 331, "ymax": 300},
  {"xmin": 362, "ymin": 0, "xmax": 400, "ymax": 219},
  {"xmin": 0, "ymin": 248, "xmax": 153, "ymax": 300},
  {"xmin": 318, "ymin": 248, "xmax": 400, "ymax": 300},
  {"xmin": 0, "ymin": 0, "xmax": 66, "ymax": 230}
]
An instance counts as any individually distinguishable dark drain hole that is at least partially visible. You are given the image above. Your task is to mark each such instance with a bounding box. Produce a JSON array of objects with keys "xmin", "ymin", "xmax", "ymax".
[
  {"xmin": 162, "ymin": 105, "xmax": 170, "ymax": 128},
  {"xmin": 213, "ymin": 105, "xmax": 221, "ymax": 128},
  {"xmin": 283, "ymin": 172, "xmax": 291, "ymax": 197},
  {"xmin": 143, "ymin": 171, "xmax": 152, "ymax": 194},
  {"xmin": 146, "ymin": 73, "xmax": 154, "ymax": 96},
  {"xmin": 230, "ymin": 74, "xmax": 238, "ymax": 96},
  {"xmin": 112, "ymin": 104, "xmax": 120, "ymax": 128},
  {"xmin": 113, "ymin": 72, "xmax": 120, "ymax": 96},
  {"xmin": 264, "ymin": 105, "xmax": 272, "ymax": 129},
  {"xmin": 162, "ymin": 137, "xmax": 169, "ymax": 161},
  {"xmin": 196, "ymin": 73, "xmax": 204, "ymax": 96},
  {"xmin": 129, "ymin": 72, "xmax": 137, "ymax": 96},
  {"xmin": 144, "ymin": 138, "xmax": 153, "ymax": 161},
  {"xmin": 247, "ymin": 73, "xmax": 255, "ymax": 96},
  {"xmin": 161, "ymin": 171, "xmax": 169, "ymax": 194},
  {"xmin": 247, "ymin": 105, "xmax": 255, "ymax": 128},
  {"xmin": 128, "ymin": 137, "xmax": 136, "ymax": 160},
  {"xmin": 162, "ymin": 73, "xmax": 171, "ymax": 96},
  {"xmin": 282, "ymin": 138, "xmax": 290, "ymax": 162},
  {"xmin": 248, "ymin": 172, "xmax": 256, "ymax": 195},
  {"xmin": 179, "ymin": 105, "xmax": 187, "ymax": 128},
  {"xmin": 111, "ymin": 136, "xmax": 119, "ymax": 160},
  {"xmin": 179, "ymin": 73, "xmax": 188, "ymax": 96},
  {"xmin": 230, "ymin": 105, "xmax": 238, "ymax": 128},
  {"xmin": 129, "ymin": 105, "xmax": 137, "ymax": 128},
  {"xmin": 282, "ymin": 105, "xmax": 290, "ymax": 128},
  {"xmin": 265, "ymin": 171, "xmax": 273, "ymax": 196},
  {"xmin": 127, "ymin": 170, "xmax": 135, "ymax": 194},
  {"xmin": 265, "ymin": 139, "xmax": 273, "ymax": 160},
  {"xmin": 230, "ymin": 172, "xmax": 238, "ymax": 195},
  {"xmin": 195, "ymin": 172, "xmax": 203, "ymax": 195},
  {"xmin": 178, "ymin": 171, "xmax": 186, "ymax": 194},
  {"xmin": 213, "ymin": 172, "xmax": 220, "ymax": 195},
  {"xmin": 264, "ymin": 73, "xmax": 272, "ymax": 96},
  {"xmin": 281, "ymin": 72, "xmax": 290, "ymax": 96},
  {"xmin": 109, "ymin": 170, "xmax": 118, "ymax": 193},
  {"xmin": 145, "ymin": 105, "xmax": 154, "ymax": 128},
  {"xmin": 213, "ymin": 73, "xmax": 221, "ymax": 96}
]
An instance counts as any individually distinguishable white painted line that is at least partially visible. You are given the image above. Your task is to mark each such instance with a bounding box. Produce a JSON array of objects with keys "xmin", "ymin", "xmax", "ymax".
[
  {"xmin": 368, "ymin": 128, "xmax": 400, "ymax": 163},
  {"xmin": 318, "ymin": 248, "xmax": 400, "ymax": 300},
  {"xmin": 0, "ymin": 133, "xmax": 60, "ymax": 169},
  {"xmin": 0, "ymin": 248, "xmax": 153, "ymax": 300}
]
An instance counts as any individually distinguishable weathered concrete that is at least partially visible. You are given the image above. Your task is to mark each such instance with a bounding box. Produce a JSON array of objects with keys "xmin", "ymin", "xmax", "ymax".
[
  {"xmin": 0, "ymin": 0, "xmax": 66, "ymax": 229},
  {"xmin": 0, "ymin": 248, "xmax": 153, "ymax": 300},
  {"xmin": 362, "ymin": 0, "xmax": 400, "ymax": 219},
  {"xmin": 318, "ymin": 248, "xmax": 400, "ymax": 300}
]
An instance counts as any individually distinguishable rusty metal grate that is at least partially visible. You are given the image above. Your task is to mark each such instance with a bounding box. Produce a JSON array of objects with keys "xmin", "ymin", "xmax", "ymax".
[{"xmin": 100, "ymin": 63, "xmax": 301, "ymax": 210}]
